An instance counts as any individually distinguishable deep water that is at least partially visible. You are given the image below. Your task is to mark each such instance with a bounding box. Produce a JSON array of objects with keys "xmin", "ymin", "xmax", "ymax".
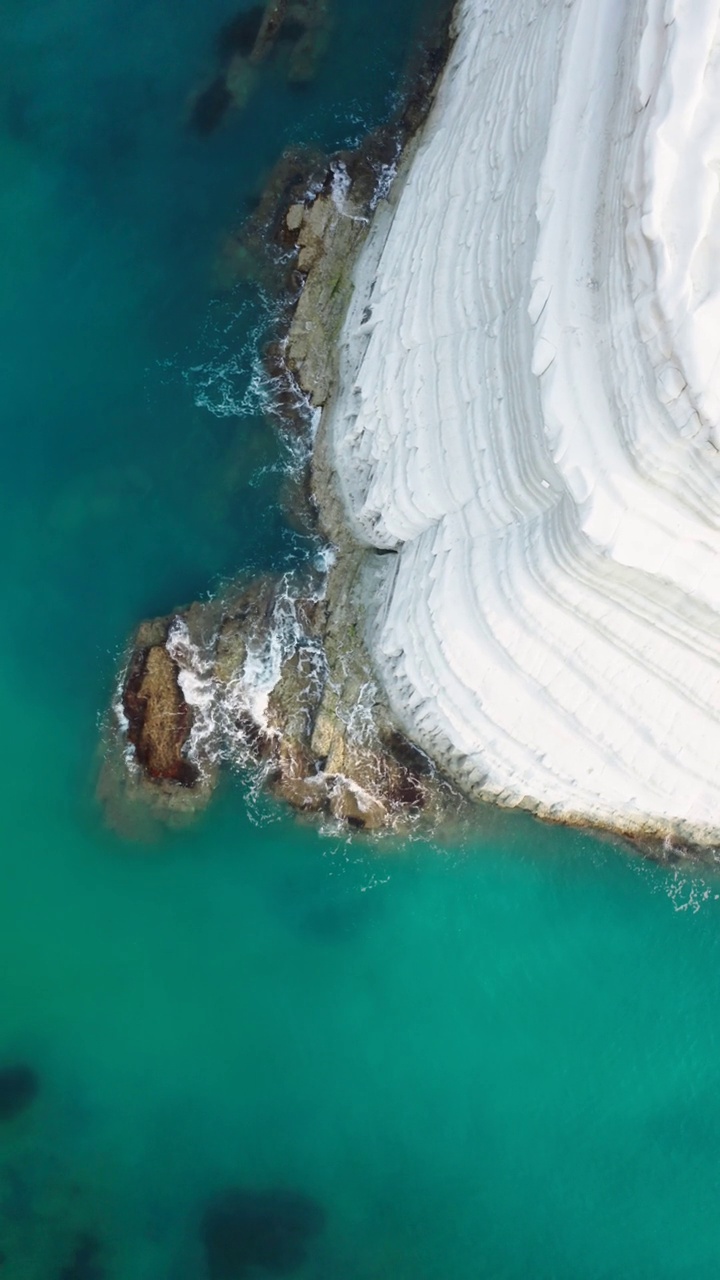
[{"xmin": 2, "ymin": 1, "xmax": 720, "ymax": 1277}]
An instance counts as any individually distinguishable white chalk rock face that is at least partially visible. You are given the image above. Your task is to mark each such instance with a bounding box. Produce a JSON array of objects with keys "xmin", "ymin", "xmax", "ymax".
[{"xmin": 327, "ymin": 0, "xmax": 720, "ymax": 844}]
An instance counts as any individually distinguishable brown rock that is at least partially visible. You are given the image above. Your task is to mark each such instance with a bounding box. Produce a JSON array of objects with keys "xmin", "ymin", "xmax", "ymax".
[
  {"xmin": 135, "ymin": 617, "xmax": 169, "ymax": 649},
  {"xmin": 329, "ymin": 778, "xmax": 388, "ymax": 830},
  {"xmin": 285, "ymin": 203, "xmax": 305, "ymax": 233},
  {"xmin": 123, "ymin": 638, "xmax": 198, "ymax": 787},
  {"xmin": 274, "ymin": 772, "xmax": 329, "ymax": 812},
  {"xmin": 267, "ymin": 649, "xmax": 324, "ymax": 741},
  {"xmin": 309, "ymin": 703, "xmax": 336, "ymax": 763}
]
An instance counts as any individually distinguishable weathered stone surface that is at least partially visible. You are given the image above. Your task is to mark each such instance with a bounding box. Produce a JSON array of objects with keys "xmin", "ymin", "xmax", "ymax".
[
  {"xmin": 282, "ymin": 186, "xmax": 369, "ymax": 406},
  {"xmin": 123, "ymin": 635, "xmax": 198, "ymax": 788},
  {"xmin": 329, "ymin": 778, "xmax": 388, "ymax": 830},
  {"xmin": 285, "ymin": 203, "xmax": 304, "ymax": 233},
  {"xmin": 214, "ymin": 578, "xmax": 276, "ymax": 684},
  {"xmin": 103, "ymin": 557, "xmax": 456, "ymax": 836},
  {"xmin": 274, "ymin": 771, "xmax": 328, "ymax": 812}
]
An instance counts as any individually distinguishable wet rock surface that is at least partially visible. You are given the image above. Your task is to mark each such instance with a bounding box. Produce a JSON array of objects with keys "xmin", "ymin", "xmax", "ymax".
[
  {"xmin": 103, "ymin": 565, "xmax": 456, "ymax": 834},
  {"xmin": 213, "ymin": 3, "xmax": 455, "ymax": 336},
  {"xmin": 122, "ymin": 621, "xmax": 198, "ymax": 788},
  {"xmin": 202, "ymin": 1187, "xmax": 325, "ymax": 1278}
]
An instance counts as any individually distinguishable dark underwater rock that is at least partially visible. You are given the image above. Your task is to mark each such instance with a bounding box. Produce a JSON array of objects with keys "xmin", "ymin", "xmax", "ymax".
[
  {"xmin": 201, "ymin": 1187, "xmax": 325, "ymax": 1278},
  {"xmin": 248, "ymin": 0, "xmax": 291, "ymax": 65},
  {"xmin": 59, "ymin": 1232, "xmax": 104, "ymax": 1280},
  {"xmin": 190, "ymin": 76, "xmax": 233, "ymax": 135},
  {"xmin": 0, "ymin": 1065, "xmax": 39, "ymax": 1121},
  {"xmin": 216, "ymin": 7, "xmax": 265, "ymax": 61},
  {"xmin": 105, "ymin": 570, "xmax": 456, "ymax": 834}
]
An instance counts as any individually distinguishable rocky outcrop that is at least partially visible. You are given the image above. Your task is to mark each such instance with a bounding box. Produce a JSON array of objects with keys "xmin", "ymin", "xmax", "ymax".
[
  {"xmin": 122, "ymin": 619, "xmax": 198, "ymax": 788},
  {"xmin": 102, "ymin": 5, "xmax": 460, "ymax": 837},
  {"xmin": 103, "ymin": 565, "xmax": 454, "ymax": 833}
]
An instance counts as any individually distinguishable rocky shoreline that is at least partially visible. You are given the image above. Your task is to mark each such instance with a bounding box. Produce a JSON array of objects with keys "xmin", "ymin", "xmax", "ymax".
[
  {"xmin": 101, "ymin": 563, "xmax": 458, "ymax": 835},
  {"xmin": 101, "ymin": 0, "xmax": 718, "ymax": 865},
  {"xmin": 99, "ymin": 4, "xmax": 462, "ymax": 838}
]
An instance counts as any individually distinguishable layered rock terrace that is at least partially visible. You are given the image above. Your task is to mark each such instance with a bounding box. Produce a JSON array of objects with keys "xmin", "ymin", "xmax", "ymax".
[{"xmin": 323, "ymin": 0, "xmax": 720, "ymax": 851}]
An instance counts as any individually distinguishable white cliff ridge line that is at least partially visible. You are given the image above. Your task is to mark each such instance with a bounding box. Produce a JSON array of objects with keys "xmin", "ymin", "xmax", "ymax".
[{"xmin": 324, "ymin": 0, "xmax": 720, "ymax": 843}]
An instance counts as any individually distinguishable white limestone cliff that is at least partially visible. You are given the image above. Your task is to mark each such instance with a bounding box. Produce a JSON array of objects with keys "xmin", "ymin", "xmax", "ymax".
[{"xmin": 323, "ymin": 0, "xmax": 720, "ymax": 845}]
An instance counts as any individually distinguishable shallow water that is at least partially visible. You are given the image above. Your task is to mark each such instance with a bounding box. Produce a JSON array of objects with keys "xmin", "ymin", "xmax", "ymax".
[{"xmin": 2, "ymin": 2, "xmax": 720, "ymax": 1277}]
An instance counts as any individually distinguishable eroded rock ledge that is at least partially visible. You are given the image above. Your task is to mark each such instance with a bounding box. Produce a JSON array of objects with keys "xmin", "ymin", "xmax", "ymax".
[
  {"xmin": 100, "ymin": 8, "xmax": 459, "ymax": 836},
  {"xmin": 103, "ymin": 564, "xmax": 455, "ymax": 834}
]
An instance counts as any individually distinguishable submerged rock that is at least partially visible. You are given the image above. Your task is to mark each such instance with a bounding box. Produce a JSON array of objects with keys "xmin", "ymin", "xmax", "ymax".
[
  {"xmin": 188, "ymin": 0, "xmax": 333, "ymax": 132},
  {"xmin": 216, "ymin": 7, "xmax": 265, "ymax": 60},
  {"xmin": 328, "ymin": 777, "xmax": 388, "ymax": 830},
  {"xmin": 0, "ymin": 1065, "xmax": 39, "ymax": 1122},
  {"xmin": 189, "ymin": 76, "xmax": 234, "ymax": 135},
  {"xmin": 201, "ymin": 1187, "xmax": 325, "ymax": 1278},
  {"xmin": 59, "ymin": 1232, "xmax": 104, "ymax": 1280}
]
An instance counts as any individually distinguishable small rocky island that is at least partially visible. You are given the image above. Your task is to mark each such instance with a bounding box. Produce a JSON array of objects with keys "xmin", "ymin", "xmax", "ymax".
[{"xmin": 100, "ymin": 3, "xmax": 459, "ymax": 836}]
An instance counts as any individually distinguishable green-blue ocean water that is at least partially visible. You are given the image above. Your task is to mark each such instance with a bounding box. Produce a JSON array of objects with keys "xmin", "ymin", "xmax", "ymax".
[{"xmin": 2, "ymin": 2, "xmax": 720, "ymax": 1277}]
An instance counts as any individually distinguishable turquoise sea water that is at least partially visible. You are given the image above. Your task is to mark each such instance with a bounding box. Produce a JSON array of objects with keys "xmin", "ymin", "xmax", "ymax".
[{"xmin": 2, "ymin": 2, "xmax": 720, "ymax": 1277}]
